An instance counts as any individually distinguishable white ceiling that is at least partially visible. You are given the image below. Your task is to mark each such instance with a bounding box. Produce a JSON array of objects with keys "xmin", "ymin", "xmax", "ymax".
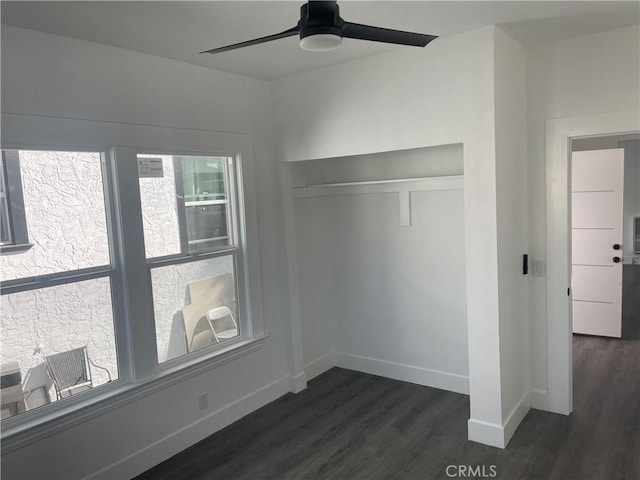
[{"xmin": 1, "ymin": 1, "xmax": 638, "ymax": 81}]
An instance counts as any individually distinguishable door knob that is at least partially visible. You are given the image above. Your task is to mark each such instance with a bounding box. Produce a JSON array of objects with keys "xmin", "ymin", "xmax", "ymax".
[
  {"xmin": 613, "ymin": 256, "xmax": 621, "ymax": 263},
  {"xmin": 613, "ymin": 244, "xmax": 621, "ymax": 250}
]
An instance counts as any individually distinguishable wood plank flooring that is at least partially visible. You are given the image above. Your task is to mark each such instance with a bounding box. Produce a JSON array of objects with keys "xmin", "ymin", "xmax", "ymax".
[{"xmin": 137, "ymin": 319, "xmax": 639, "ymax": 480}]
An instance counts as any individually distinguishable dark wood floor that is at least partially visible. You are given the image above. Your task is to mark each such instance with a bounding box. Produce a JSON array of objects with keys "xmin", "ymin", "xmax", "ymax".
[{"xmin": 137, "ymin": 318, "xmax": 639, "ymax": 480}]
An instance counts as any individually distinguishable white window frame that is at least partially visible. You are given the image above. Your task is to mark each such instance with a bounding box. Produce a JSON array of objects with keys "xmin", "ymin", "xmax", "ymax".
[
  {"xmin": 137, "ymin": 150, "xmax": 248, "ymax": 369},
  {"xmin": 0, "ymin": 114, "xmax": 266, "ymax": 445}
]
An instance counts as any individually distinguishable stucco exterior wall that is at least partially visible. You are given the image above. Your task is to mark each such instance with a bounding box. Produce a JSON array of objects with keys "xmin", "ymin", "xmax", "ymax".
[
  {"xmin": 1, "ymin": 151, "xmax": 109, "ymax": 280},
  {"xmin": 138, "ymin": 155, "xmax": 181, "ymax": 259}
]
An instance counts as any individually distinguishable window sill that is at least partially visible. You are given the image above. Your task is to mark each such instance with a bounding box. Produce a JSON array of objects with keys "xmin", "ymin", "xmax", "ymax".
[
  {"xmin": 0, "ymin": 243, "xmax": 33, "ymax": 254},
  {"xmin": 0, "ymin": 335, "xmax": 268, "ymax": 453}
]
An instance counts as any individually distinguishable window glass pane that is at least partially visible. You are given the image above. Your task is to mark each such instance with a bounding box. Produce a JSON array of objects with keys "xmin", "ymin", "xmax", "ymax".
[
  {"xmin": 138, "ymin": 154, "xmax": 232, "ymax": 258},
  {"xmin": 0, "ymin": 277, "xmax": 118, "ymax": 419},
  {"xmin": 138, "ymin": 155, "xmax": 182, "ymax": 258},
  {"xmin": 0, "ymin": 150, "xmax": 110, "ymax": 281},
  {"xmin": 185, "ymin": 204, "xmax": 228, "ymax": 249},
  {"xmin": 180, "ymin": 156, "xmax": 227, "ymax": 202},
  {"xmin": 150, "ymin": 255, "xmax": 238, "ymax": 363}
]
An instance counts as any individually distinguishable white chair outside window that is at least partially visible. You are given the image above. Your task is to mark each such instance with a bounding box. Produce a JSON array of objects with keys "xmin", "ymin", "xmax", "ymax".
[
  {"xmin": 182, "ymin": 273, "xmax": 238, "ymax": 353},
  {"xmin": 206, "ymin": 306, "xmax": 238, "ymax": 340}
]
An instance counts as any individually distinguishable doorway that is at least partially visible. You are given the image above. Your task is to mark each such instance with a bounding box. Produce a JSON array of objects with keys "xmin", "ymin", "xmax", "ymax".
[
  {"xmin": 564, "ymin": 134, "xmax": 640, "ymax": 470},
  {"xmin": 545, "ymin": 109, "xmax": 639, "ymax": 415},
  {"xmin": 570, "ymin": 134, "xmax": 640, "ymax": 339}
]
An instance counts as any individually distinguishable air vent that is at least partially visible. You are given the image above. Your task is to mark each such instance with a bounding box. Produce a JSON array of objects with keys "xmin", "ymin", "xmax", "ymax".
[{"xmin": 635, "ymin": 216, "xmax": 640, "ymax": 254}]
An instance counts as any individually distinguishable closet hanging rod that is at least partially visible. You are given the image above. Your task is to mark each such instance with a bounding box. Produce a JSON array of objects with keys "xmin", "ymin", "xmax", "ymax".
[{"xmin": 296, "ymin": 174, "xmax": 463, "ymax": 189}]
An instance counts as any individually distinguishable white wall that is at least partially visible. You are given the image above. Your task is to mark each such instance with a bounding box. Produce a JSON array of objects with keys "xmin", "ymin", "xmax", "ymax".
[
  {"xmin": 328, "ymin": 189, "xmax": 468, "ymax": 380},
  {"xmin": 276, "ymin": 26, "xmax": 529, "ymax": 447},
  {"xmin": 275, "ymin": 28, "xmax": 496, "ymax": 163},
  {"xmin": 494, "ymin": 28, "xmax": 530, "ymax": 430},
  {"xmin": 290, "ymin": 145, "xmax": 465, "ymax": 187},
  {"xmin": 527, "ymin": 26, "xmax": 640, "ymax": 399},
  {"xmin": 1, "ymin": 25, "xmax": 291, "ymax": 479},
  {"xmin": 294, "ymin": 195, "xmax": 335, "ymax": 370}
]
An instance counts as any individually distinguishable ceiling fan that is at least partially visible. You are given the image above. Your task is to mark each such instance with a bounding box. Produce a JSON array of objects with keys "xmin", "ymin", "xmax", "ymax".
[{"xmin": 200, "ymin": 0, "xmax": 437, "ymax": 55}]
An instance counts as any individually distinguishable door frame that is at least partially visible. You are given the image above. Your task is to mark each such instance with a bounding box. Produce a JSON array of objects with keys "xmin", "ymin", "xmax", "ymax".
[{"xmin": 546, "ymin": 109, "xmax": 639, "ymax": 415}]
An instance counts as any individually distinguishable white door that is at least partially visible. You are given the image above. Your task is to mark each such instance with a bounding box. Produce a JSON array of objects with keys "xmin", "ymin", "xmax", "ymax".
[{"xmin": 571, "ymin": 148, "xmax": 624, "ymax": 337}]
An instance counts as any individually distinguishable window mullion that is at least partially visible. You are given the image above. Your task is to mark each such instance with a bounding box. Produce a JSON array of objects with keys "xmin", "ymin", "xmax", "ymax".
[{"xmin": 110, "ymin": 147, "xmax": 158, "ymax": 382}]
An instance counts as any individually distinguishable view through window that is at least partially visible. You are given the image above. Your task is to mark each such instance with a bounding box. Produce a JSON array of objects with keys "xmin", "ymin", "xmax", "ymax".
[
  {"xmin": 138, "ymin": 154, "xmax": 241, "ymax": 363},
  {"xmin": 0, "ymin": 150, "xmax": 118, "ymax": 419}
]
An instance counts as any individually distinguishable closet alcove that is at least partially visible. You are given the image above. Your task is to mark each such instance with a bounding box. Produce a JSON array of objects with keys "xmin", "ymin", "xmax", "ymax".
[{"xmin": 285, "ymin": 143, "xmax": 470, "ymax": 394}]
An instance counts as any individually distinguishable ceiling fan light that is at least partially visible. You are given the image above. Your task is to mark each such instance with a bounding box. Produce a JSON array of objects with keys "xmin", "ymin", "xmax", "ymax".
[{"xmin": 299, "ymin": 33, "xmax": 343, "ymax": 52}]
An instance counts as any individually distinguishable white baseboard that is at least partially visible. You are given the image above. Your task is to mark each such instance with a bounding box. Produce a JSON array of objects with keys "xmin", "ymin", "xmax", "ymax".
[
  {"xmin": 289, "ymin": 372, "xmax": 307, "ymax": 393},
  {"xmin": 304, "ymin": 353, "xmax": 336, "ymax": 381},
  {"xmin": 529, "ymin": 388, "xmax": 548, "ymax": 411},
  {"xmin": 467, "ymin": 389, "xmax": 530, "ymax": 449},
  {"xmin": 468, "ymin": 418, "xmax": 505, "ymax": 448},
  {"xmin": 334, "ymin": 352, "xmax": 469, "ymax": 395},
  {"xmin": 502, "ymin": 389, "xmax": 530, "ymax": 446},
  {"xmin": 90, "ymin": 376, "xmax": 290, "ymax": 480}
]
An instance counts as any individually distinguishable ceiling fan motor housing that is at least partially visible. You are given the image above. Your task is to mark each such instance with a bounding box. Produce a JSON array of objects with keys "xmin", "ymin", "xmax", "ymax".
[{"xmin": 298, "ymin": 1, "xmax": 344, "ymax": 40}]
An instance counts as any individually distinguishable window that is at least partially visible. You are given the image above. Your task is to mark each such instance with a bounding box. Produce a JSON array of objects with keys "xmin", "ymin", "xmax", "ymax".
[
  {"xmin": 0, "ymin": 150, "xmax": 30, "ymax": 251},
  {"xmin": 0, "ymin": 150, "xmax": 118, "ymax": 419},
  {"xmin": 138, "ymin": 154, "xmax": 241, "ymax": 363},
  {"xmin": 137, "ymin": 154, "xmax": 234, "ymax": 256},
  {"xmin": 0, "ymin": 118, "xmax": 262, "ymax": 436}
]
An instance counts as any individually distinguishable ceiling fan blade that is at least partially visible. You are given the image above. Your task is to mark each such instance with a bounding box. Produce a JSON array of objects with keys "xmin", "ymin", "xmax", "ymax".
[
  {"xmin": 341, "ymin": 22, "xmax": 437, "ymax": 47},
  {"xmin": 200, "ymin": 27, "xmax": 299, "ymax": 55}
]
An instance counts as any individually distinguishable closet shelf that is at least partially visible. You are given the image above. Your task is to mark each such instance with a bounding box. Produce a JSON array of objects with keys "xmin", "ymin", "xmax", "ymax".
[{"xmin": 292, "ymin": 174, "xmax": 464, "ymax": 200}]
